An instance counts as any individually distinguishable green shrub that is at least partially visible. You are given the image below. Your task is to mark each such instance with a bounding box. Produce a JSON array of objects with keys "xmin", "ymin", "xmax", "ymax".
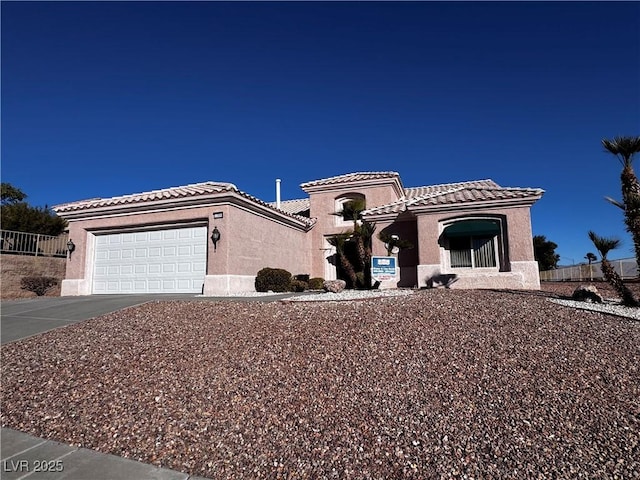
[
  {"xmin": 255, "ymin": 267, "xmax": 292, "ymax": 292},
  {"xmin": 290, "ymin": 279, "xmax": 308, "ymax": 292},
  {"xmin": 308, "ymin": 277, "xmax": 325, "ymax": 290},
  {"xmin": 20, "ymin": 276, "xmax": 58, "ymax": 296}
]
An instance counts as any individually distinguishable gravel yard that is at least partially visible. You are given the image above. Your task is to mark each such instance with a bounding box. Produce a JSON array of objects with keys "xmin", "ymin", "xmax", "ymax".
[{"xmin": 1, "ymin": 285, "xmax": 639, "ymax": 478}]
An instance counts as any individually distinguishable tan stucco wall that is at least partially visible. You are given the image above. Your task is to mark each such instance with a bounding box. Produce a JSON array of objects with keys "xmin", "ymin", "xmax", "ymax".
[
  {"xmin": 64, "ymin": 206, "xmax": 213, "ymax": 283},
  {"xmin": 415, "ymin": 206, "xmax": 535, "ymax": 266},
  {"xmin": 224, "ymin": 205, "xmax": 311, "ymax": 277},
  {"xmin": 62, "ymin": 202, "xmax": 310, "ymax": 295},
  {"xmin": 374, "ymin": 216, "xmax": 419, "ymax": 288},
  {"xmin": 412, "ymin": 205, "xmax": 539, "ymax": 289},
  {"xmin": 308, "ymin": 184, "xmax": 403, "ymax": 279}
]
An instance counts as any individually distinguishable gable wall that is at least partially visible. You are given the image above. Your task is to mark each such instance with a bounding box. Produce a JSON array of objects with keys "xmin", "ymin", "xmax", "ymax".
[
  {"xmin": 224, "ymin": 203, "xmax": 311, "ymax": 277},
  {"xmin": 307, "ymin": 183, "xmax": 404, "ymax": 278}
]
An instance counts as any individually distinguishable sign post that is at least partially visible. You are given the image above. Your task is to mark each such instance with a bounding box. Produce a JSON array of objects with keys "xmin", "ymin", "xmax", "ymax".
[{"xmin": 371, "ymin": 256, "xmax": 398, "ymax": 282}]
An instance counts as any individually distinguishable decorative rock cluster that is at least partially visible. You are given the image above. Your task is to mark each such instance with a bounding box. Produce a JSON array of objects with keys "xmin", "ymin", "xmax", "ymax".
[
  {"xmin": 322, "ymin": 279, "xmax": 346, "ymax": 293},
  {"xmin": 571, "ymin": 284, "xmax": 603, "ymax": 303}
]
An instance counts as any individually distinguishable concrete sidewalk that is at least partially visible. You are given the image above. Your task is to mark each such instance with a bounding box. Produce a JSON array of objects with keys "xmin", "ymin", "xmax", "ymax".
[
  {"xmin": 1, "ymin": 428, "xmax": 210, "ymax": 480},
  {"xmin": 0, "ymin": 293, "xmax": 298, "ymax": 480}
]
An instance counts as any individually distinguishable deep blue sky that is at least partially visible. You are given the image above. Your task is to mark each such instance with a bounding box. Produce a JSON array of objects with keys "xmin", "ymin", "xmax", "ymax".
[{"xmin": 2, "ymin": 1, "xmax": 639, "ymax": 265}]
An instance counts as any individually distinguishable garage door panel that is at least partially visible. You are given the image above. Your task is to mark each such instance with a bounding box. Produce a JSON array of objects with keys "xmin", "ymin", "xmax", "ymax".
[{"xmin": 92, "ymin": 226, "xmax": 207, "ymax": 294}]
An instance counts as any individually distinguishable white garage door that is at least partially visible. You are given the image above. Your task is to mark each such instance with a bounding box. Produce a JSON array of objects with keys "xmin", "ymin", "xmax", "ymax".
[{"xmin": 92, "ymin": 226, "xmax": 207, "ymax": 294}]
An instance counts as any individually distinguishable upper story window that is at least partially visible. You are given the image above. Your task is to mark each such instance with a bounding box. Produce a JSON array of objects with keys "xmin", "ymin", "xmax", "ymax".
[{"xmin": 335, "ymin": 193, "xmax": 366, "ymax": 226}]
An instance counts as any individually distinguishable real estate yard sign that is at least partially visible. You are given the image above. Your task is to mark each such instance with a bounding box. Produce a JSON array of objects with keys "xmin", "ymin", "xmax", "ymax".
[{"xmin": 371, "ymin": 256, "xmax": 397, "ymax": 281}]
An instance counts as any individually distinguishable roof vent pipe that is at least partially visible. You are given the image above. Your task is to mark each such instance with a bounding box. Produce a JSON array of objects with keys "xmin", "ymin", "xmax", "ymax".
[{"xmin": 276, "ymin": 179, "xmax": 281, "ymax": 209}]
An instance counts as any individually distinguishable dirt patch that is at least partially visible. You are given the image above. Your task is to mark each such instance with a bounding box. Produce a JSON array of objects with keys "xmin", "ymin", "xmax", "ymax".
[{"xmin": 0, "ymin": 255, "xmax": 66, "ymax": 299}]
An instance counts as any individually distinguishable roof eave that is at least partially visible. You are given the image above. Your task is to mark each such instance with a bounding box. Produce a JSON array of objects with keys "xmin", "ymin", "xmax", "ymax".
[
  {"xmin": 407, "ymin": 194, "xmax": 544, "ymax": 214},
  {"xmin": 300, "ymin": 176, "xmax": 405, "ymax": 198},
  {"xmin": 54, "ymin": 191, "xmax": 314, "ymax": 230}
]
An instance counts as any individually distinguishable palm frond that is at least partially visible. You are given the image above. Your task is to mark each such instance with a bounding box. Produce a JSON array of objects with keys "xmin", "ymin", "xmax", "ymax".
[
  {"xmin": 326, "ymin": 232, "xmax": 352, "ymax": 251},
  {"xmin": 602, "ymin": 135, "xmax": 640, "ymax": 166},
  {"xmin": 605, "ymin": 196, "xmax": 625, "ymax": 210},
  {"xmin": 588, "ymin": 231, "xmax": 620, "ymax": 259},
  {"xmin": 331, "ymin": 198, "xmax": 367, "ymax": 221}
]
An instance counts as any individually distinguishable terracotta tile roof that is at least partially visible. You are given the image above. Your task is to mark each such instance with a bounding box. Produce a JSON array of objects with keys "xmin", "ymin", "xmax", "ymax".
[
  {"xmin": 53, "ymin": 181, "xmax": 316, "ymax": 227},
  {"xmin": 405, "ymin": 179, "xmax": 500, "ymax": 198},
  {"xmin": 300, "ymin": 171, "xmax": 400, "ymax": 189},
  {"xmin": 236, "ymin": 192, "xmax": 315, "ymax": 226},
  {"xmin": 363, "ymin": 179, "xmax": 543, "ymax": 215},
  {"xmin": 408, "ymin": 185, "xmax": 544, "ymax": 208},
  {"xmin": 53, "ymin": 182, "xmax": 237, "ymax": 212},
  {"xmin": 268, "ymin": 198, "xmax": 311, "ymax": 217}
]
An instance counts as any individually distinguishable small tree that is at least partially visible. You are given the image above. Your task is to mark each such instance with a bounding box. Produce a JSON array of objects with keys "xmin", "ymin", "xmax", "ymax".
[
  {"xmin": 585, "ymin": 252, "xmax": 597, "ymax": 281},
  {"xmin": 0, "ymin": 183, "xmax": 67, "ymax": 236},
  {"xmin": 533, "ymin": 235, "xmax": 560, "ymax": 271},
  {"xmin": 328, "ymin": 199, "xmax": 377, "ymax": 289},
  {"xmin": 1, "ymin": 183, "xmax": 27, "ymax": 205},
  {"xmin": 326, "ymin": 232, "xmax": 358, "ymax": 288},
  {"xmin": 588, "ymin": 231, "xmax": 638, "ymax": 307},
  {"xmin": 378, "ymin": 231, "xmax": 414, "ymax": 256},
  {"xmin": 602, "ymin": 135, "xmax": 640, "ymax": 272}
]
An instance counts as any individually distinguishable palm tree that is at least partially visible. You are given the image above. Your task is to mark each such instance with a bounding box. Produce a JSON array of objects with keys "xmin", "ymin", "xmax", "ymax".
[
  {"xmin": 585, "ymin": 252, "xmax": 597, "ymax": 281},
  {"xmin": 330, "ymin": 198, "xmax": 377, "ymax": 288},
  {"xmin": 326, "ymin": 232, "xmax": 358, "ymax": 288},
  {"xmin": 333, "ymin": 198, "xmax": 368, "ymax": 270},
  {"xmin": 588, "ymin": 231, "xmax": 638, "ymax": 307},
  {"xmin": 356, "ymin": 220, "xmax": 376, "ymax": 288},
  {"xmin": 602, "ymin": 135, "xmax": 640, "ymax": 270},
  {"xmin": 378, "ymin": 231, "xmax": 414, "ymax": 256}
]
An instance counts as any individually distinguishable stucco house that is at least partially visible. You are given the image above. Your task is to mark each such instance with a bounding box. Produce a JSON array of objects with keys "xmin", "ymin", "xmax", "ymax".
[{"xmin": 52, "ymin": 172, "xmax": 544, "ymax": 295}]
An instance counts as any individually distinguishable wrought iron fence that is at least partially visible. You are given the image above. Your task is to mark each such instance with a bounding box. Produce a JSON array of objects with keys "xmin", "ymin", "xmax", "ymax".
[
  {"xmin": 540, "ymin": 258, "xmax": 638, "ymax": 282},
  {"xmin": 0, "ymin": 229, "xmax": 69, "ymax": 258}
]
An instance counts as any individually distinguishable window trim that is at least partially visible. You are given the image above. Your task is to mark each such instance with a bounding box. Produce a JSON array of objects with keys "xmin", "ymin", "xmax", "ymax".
[
  {"xmin": 440, "ymin": 217, "xmax": 504, "ymax": 271},
  {"xmin": 448, "ymin": 234, "xmax": 499, "ymax": 269}
]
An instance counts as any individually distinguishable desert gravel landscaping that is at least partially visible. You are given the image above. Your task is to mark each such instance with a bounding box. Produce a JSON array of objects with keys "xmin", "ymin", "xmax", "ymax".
[{"xmin": 1, "ymin": 284, "xmax": 639, "ymax": 478}]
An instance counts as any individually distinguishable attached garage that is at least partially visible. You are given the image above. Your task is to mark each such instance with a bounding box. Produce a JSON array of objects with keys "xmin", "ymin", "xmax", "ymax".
[{"xmin": 92, "ymin": 226, "xmax": 207, "ymax": 294}]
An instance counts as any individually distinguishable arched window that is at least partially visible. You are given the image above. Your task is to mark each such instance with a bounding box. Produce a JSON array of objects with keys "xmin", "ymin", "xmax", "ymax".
[{"xmin": 335, "ymin": 193, "xmax": 366, "ymax": 226}]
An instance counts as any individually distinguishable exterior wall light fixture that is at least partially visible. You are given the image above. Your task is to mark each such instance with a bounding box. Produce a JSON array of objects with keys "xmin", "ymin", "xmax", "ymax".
[
  {"xmin": 211, "ymin": 226, "xmax": 221, "ymax": 251},
  {"xmin": 67, "ymin": 239, "xmax": 76, "ymax": 259}
]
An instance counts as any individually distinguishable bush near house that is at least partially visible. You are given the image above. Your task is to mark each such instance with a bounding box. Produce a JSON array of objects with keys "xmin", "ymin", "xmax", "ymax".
[
  {"xmin": 1, "ymin": 255, "xmax": 65, "ymax": 299},
  {"xmin": 255, "ymin": 267, "xmax": 292, "ymax": 292},
  {"xmin": 290, "ymin": 279, "xmax": 308, "ymax": 292},
  {"xmin": 308, "ymin": 277, "xmax": 325, "ymax": 290},
  {"xmin": 20, "ymin": 276, "xmax": 58, "ymax": 296}
]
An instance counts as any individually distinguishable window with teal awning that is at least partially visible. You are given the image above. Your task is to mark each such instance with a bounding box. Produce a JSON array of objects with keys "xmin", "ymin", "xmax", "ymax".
[{"xmin": 443, "ymin": 219, "xmax": 500, "ymax": 238}]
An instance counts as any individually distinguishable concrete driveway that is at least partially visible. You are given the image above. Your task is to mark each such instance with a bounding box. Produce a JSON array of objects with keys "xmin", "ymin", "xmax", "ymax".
[{"xmin": 1, "ymin": 293, "xmax": 298, "ymax": 344}]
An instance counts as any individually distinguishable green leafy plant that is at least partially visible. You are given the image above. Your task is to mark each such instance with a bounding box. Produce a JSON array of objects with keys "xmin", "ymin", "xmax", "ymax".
[
  {"xmin": 290, "ymin": 279, "xmax": 308, "ymax": 292},
  {"xmin": 308, "ymin": 277, "xmax": 325, "ymax": 290},
  {"xmin": 255, "ymin": 267, "xmax": 292, "ymax": 293},
  {"xmin": 20, "ymin": 276, "xmax": 58, "ymax": 296}
]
